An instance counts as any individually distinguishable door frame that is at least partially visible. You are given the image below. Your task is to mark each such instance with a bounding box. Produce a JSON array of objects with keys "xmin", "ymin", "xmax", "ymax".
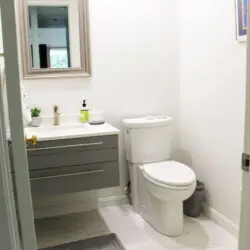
[
  {"xmin": 238, "ymin": 0, "xmax": 250, "ymax": 249},
  {"xmin": 0, "ymin": 80, "xmax": 21, "ymax": 250},
  {"xmin": 0, "ymin": 0, "xmax": 37, "ymax": 249}
]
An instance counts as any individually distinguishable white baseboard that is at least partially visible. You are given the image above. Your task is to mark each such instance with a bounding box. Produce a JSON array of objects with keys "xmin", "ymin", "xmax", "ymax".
[
  {"xmin": 98, "ymin": 195, "xmax": 130, "ymax": 207},
  {"xmin": 34, "ymin": 194, "xmax": 129, "ymax": 219},
  {"xmin": 203, "ymin": 204, "xmax": 239, "ymax": 237}
]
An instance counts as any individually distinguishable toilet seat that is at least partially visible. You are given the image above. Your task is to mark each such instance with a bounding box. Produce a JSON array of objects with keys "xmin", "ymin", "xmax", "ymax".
[{"xmin": 143, "ymin": 161, "xmax": 196, "ymax": 188}]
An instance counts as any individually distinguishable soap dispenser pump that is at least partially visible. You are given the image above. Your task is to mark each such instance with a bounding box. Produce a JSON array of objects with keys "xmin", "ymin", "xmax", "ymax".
[{"xmin": 80, "ymin": 100, "xmax": 89, "ymax": 123}]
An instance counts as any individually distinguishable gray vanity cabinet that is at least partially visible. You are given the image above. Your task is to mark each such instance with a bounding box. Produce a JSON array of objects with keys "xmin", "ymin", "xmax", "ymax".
[{"xmin": 11, "ymin": 135, "xmax": 120, "ymax": 196}]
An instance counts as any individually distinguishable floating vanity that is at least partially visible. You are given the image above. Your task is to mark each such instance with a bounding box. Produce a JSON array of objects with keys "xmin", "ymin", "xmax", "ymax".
[{"xmin": 11, "ymin": 123, "xmax": 120, "ymax": 197}]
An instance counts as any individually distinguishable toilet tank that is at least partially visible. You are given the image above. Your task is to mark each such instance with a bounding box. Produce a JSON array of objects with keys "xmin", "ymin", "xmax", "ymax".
[{"xmin": 123, "ymin": 116, "xmax": 173, "ymax": 164}]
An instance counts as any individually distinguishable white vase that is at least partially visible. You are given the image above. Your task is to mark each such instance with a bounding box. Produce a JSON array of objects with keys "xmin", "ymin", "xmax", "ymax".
[{"xmin": 31, "ymin": 117, "xmax": 42, "ymax": 127}]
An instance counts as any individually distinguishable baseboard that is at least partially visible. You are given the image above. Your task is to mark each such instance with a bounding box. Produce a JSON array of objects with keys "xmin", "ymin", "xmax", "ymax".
[
  {"xmin": 98, "ymin": 195, "xmax": 130, "ymax": 207},
  {"xmin": 34, "ymin": 194, "xmax": 129, "ymax": 219},
  {"xmin": 203, "ymin": 204, "xmax": 239, "ymax": 237}
]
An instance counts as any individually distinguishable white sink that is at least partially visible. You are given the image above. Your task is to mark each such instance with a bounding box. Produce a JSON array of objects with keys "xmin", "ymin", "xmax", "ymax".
[
  {"xmin": 26, "ymin": 123, "xmax": 85, "ymax": 132},
  {"xmin": 25, "ymin": 123, "xmax": 89, "ymax": 138},
  {"xmin": 24, "ymin": 122, "xmax": 119, "ymax": 141}
]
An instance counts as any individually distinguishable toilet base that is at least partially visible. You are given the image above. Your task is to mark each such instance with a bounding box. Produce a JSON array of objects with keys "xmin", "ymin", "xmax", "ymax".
[
  {"xmin": 129, "ymin": 163, "xmax": 195, "ymax": 237},
  {"xmin": 149, "ymin": 195, "xmax": 184, "ymax": 236}
]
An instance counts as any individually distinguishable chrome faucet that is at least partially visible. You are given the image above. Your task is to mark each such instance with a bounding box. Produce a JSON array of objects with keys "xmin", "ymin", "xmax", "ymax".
[{"xmin": 53, "ymin": 105, "xmax": 60, "ymax": 126}]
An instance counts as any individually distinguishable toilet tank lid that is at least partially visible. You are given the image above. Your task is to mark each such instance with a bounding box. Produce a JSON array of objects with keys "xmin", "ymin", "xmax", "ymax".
[
  {"xmin": 143, "ymin": 161, "xmax": 196, "ymax": 186},
  {"xmin": 123, "ymin": 116, "xmax": 172, "ymax": 129}
]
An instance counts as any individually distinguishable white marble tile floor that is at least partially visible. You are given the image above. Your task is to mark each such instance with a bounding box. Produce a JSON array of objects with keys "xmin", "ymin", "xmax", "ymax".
[{"xmin": 35, "ymin": 204, "xmax": 238, "ymax": 250}]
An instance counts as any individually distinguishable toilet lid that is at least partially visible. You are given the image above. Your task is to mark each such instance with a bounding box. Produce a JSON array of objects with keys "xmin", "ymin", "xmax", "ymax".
[{"xmin": 143, "ymin": 161, "xmax": 196, "ymax": 187}]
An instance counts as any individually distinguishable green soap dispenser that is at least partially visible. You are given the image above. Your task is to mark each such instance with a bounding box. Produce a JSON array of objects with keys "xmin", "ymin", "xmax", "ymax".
[{"xmin": 80, "ymin": 100, "xmax": 90, "ymax": 123}]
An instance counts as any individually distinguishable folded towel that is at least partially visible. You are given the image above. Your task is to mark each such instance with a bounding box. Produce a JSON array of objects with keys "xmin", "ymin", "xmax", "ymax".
[
  {"xmin": 20, "ymin": 82, "xmax": 32, "ymax": 125},
  {"xmin": 0, "ymin": 64, "xmax": 31, "ymax": 128}
]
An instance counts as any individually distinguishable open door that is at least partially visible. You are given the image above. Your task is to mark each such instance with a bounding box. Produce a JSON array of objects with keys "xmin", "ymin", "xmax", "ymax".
[
  {"xmin": 0, "ymin": 0, "xmax": 37, "ymax": 249},
  {"xmin": 0, "ymin": 65, "xmax": 21, "ymax": 250},
  {"xmin": 238, "ymin": 2, "xmax": 250, "ymax": 249}
]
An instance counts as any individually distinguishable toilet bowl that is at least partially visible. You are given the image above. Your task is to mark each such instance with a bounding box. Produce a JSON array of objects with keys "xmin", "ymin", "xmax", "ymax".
[
  {"xmin": 123, "ymin": 116, "xmax": 197, "ymax": 237},
  {"xmin": 142, "ymin": 161, "xmax": 196, "ymax": 236}
]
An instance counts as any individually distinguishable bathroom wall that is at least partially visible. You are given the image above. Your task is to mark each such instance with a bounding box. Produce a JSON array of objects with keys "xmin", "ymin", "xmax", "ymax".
[
  {"xmin": 23, "ymin": 0, "xmax": 179, "ymax": 118},
  {"xmin": 179, "ymin": 0, "xmax": 246, "ymax": 227},
  {"xmin": 15, "ymin": 0, "xmax": 180, "ymax": 213}
]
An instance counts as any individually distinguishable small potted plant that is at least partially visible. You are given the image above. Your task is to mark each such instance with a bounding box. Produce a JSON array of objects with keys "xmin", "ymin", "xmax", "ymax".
[{"xmin": 31, "ymin": 107, "xmax": 42, "ymax": 127}]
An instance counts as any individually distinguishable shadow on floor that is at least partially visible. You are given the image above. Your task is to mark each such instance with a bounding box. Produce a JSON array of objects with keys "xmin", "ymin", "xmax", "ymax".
[
  {"xmin": 174, "ymin": 216, "xmax": 209, "ymax": 248},
  {"xmin": 143, "ymin": 215, "xmax": 209, "ymax": 249}
]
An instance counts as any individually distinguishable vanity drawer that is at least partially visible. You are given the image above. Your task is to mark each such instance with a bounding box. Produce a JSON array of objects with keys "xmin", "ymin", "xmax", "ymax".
[
  {"xmin": 27, "ymin": 135, "xmax": 118, "ymax": 151},
  {"xmin": 30, "ymin": 162, "xmax": 119, "ymax": 196},
  {"xmin": 28, "ymin": 148, "xmax": 118, "ymax": 171}
]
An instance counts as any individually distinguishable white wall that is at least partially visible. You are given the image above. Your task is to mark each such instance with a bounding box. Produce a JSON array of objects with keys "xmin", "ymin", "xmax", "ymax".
[
  {"xmin": 20, "ymin": 0, "xmax": 180, "ymax": 209},
  {"xmin": 179, "ymin": 0, "xmax": 246, "ymax": 226}
]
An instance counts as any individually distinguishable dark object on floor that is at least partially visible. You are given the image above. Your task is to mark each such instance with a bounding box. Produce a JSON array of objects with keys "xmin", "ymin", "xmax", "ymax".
[
  {"xmin": 40, "ymin": 233, "xmax": 126, "ymax": 250},
  {"xmin": 184, "ymin": 180, "xmax": 205, "ymax": 217}
]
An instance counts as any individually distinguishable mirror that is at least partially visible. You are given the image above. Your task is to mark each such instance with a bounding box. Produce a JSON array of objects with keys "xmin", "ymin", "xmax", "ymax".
[
  {"xmin": 19, "ymin": 0, "xmax": 91, "ymax": 79},
  {"xmin": 29, "ymin": 6, "xmax": 71, "ymax": 69}
]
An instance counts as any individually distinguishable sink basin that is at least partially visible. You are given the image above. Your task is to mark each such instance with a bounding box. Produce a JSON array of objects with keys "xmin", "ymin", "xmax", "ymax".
[
  {"xmin": 25, "ymin": 123, "xmax": 89, "ymax": 139},
  {"xmin": 26, "ymin": 123, "xmax": 85, "ymax": 131}
]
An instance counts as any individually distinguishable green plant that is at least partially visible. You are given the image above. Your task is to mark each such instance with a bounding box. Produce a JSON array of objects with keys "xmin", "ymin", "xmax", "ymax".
[{"xmin": 31, "ymin": 107, "xmax": 41, "ymax": 117}]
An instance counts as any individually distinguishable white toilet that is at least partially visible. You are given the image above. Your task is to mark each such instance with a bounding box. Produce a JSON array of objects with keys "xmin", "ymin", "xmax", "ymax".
[{"xmin": 123, "ymin": 116, "xmax": 196, "ymax": 236}]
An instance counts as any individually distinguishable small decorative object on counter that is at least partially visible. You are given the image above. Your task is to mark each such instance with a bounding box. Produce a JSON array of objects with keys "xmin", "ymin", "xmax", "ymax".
[
  {"xmin": 53, "ymin": 105, "xmax": 60, "ymax": 126},
  {"xmin": 31, "ymin": 107, "xmax": 42, "ymax": 127},
  {"xmin": 89, "ymin": 110, "xmax": 105, "ymax": 125},
  {"xmin": 25, "ymin": 135, "xmax": 38, "ymax": 146}
]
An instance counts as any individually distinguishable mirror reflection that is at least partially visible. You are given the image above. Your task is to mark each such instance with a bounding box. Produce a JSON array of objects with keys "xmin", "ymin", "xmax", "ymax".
[{"xmin": 29, "ymin": 6, "xmax": 71, "ymax": 69}]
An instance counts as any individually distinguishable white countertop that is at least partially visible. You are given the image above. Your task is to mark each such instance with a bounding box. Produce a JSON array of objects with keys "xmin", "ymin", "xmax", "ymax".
[{"xmin": 24, "ymin": 122, "xmax": 120, "ymax": 141}]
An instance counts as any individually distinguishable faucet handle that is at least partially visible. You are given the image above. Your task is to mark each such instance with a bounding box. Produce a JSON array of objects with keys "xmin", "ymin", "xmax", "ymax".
[
  {"xmin": 53, "ymin": 105, "xmax": 61, "ymax": 126},
  {"xmin": 53, "ymin": 105, "xmax": 59, "ymax": 113}
]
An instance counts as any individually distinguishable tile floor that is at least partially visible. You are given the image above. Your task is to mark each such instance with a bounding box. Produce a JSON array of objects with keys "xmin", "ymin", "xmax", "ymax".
[{"xmin": 36, "ymin": 204, "xmax": 238, "ymax": 250}]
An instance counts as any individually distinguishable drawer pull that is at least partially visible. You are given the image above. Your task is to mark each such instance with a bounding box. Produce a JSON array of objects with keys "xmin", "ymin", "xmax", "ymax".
[
  {"xmin": 30, "ymin": 169, "xmax": 104, "ymax": 181},
  {"xmin": 28, "ymin": 142, "xmax": 103, "ymax": 151}
]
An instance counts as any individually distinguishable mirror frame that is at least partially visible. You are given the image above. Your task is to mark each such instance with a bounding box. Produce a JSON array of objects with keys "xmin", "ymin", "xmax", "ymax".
[{"xmin": 19, "ymin": 0, "xmax": 91, "ymax": 79}]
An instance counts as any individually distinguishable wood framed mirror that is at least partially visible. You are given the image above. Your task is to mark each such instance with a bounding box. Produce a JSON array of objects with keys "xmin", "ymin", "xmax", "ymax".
[{"xmin": 19, "ymin": 0, "xmax": 91, "ymax": 79}]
